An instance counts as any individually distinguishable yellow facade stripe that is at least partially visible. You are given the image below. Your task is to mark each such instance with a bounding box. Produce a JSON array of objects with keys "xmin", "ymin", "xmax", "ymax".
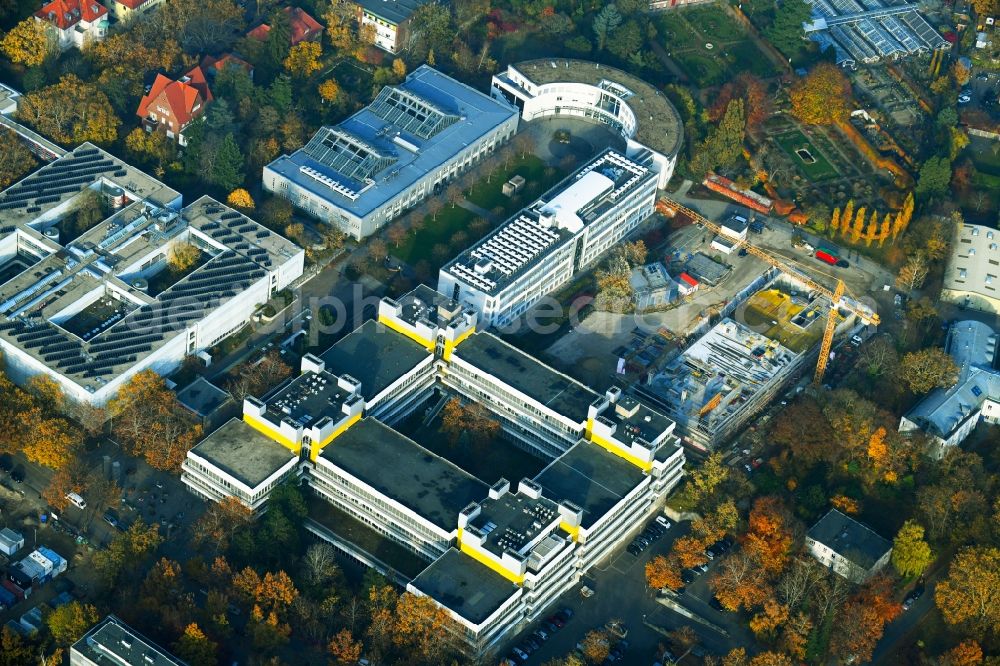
[
  {"xmin": 589, "ymin": 431, "xmax": 653, "ymax": 472},
  {"xmin": 312, "ymin": 412, "xmax": 362, "ymax": 461},
  {"xmin": 442, "ymin": 327, "xmax": 475, "ymax": 361},
  {"xmin": 559, "ymin": 520, "xmax": 580, "ymax": 542},
  {"xmin": 377, "ymin": 314, "xmax": 435, "ymax": 351},
  {"xmin": 459, "ymin": 542, "xmax": 525, "ymax": 585},
  {"xmin": 243, "ymin": 413, "xmax": 301, "ymax": 454}
]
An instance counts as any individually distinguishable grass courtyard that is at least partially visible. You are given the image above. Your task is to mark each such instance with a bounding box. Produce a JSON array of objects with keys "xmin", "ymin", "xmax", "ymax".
[
  {"xmin": 773, "ymin": 130, "xmax": 840, "ymax": 182},
  {"xmin": 655, "ymin": 5, "xmax": 779, "ymax": 86}
]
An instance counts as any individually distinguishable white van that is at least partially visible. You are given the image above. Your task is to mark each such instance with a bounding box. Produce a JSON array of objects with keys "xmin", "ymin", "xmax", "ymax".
[{"xmin": 65, "ymin": 492, "xmax": 87, "ymax": 509}]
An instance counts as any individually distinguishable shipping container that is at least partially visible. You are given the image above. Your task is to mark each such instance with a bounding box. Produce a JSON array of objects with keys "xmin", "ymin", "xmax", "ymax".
[
  {"xmin": 0, "ymin": 585, "xmax": 15, "ymax": 609},
  {"xmin": 815, "ymin": 250, "xmax": 838, "ymax": 265}
]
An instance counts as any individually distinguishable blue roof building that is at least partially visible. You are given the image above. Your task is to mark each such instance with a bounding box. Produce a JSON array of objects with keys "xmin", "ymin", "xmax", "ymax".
[{"xmin": 263, "ymin": 66, "xmax": 519, "ymax": 240}]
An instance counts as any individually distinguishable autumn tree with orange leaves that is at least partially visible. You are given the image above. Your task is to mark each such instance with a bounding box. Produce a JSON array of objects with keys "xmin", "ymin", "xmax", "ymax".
[
  {"xmin": 646, "ymin": 555, "xmax": 683, "ymax": 591},
  {"xmin": 711, "ymin": 550, "xmax": 771, "ymax": 612},
  {"xmin": 109, "ymin": 370, "xmax": 202, "ymax": 471},
  {"xmin": 830, "ymin": 575, "xmax": 900, "ymax": 663},
  {"xmin": 392, "ymin": 593, "xmax": 458, "ymax": 662},
  {"xmin": 744, "ymin": 497, "xmax": 798, "ymax": 576},
  {"xmin": 936, "ymin": 546, "xmax": 1000, "ymax": 636},
  {"xmin": 191, "ymin": 496, "xmax": 253, "ymax": 555},
  {"xmin": 938, "ymin": 640, "xmax": 984, "ymax": 666},
  {"xmin": 328, "ymin": 628, "xmax": 363, "ymax": 665}
]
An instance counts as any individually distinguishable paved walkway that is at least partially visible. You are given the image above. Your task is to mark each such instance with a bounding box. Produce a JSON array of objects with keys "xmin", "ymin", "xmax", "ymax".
[{"xmin": 458, "ymin": 199, "xmax": 498, "ymax": 223}]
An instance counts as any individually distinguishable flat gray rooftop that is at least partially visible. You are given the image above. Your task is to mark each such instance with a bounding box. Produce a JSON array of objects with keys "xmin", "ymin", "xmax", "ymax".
[
  {"xmin": 469, "ymin": 490, "xmax": 559, "ymax": 557},
  {"xmin": 263, "ymin": 369, "xmax": 358, "ymax": 430},
  {"xmin": 319, "ymin": 319, "xmax": 432, "ymax": 399},
  {"xmin": 454, "ymin": 333, "xmax": 597, "ymax": 420},
  {"xmin": 411, "ymin": 548, "xmax": 518, "ymax": 625},
  {"xmin": 685, "ymin": 253, "xmax": 730, "ymax": 286},
  {"xmin": 71, "ymin": 615, "xmax": 186, "ymax": 666},
  {"xmin": 319, "ymin": 418, "xmax": 489, "ymax": 531},
  {"xmin": 508, "ymin": 60, "xmax": 683, "ymax": 159},
  {"xmin": 396, "ymin": 283, "xmax": 467, "ymax": 329},
  {"xmin": 189, "ymin": 418, "xmax": 297, "ymax": 489},
  {"xmin": 602, "ymin": 397, "xmax": 675, "ymax": 447},
  {"xmin": 176, "ymin": 377, "xmax": 232, "ymax": 417},
  {"xmin": 534, "ymin": 440, "xmax": 646, "ymax": 528}
]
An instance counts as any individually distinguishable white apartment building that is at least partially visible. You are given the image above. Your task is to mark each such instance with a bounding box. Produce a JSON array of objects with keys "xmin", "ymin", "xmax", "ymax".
[
  {"xmin": 182, "ymin": 285, "xmax": 686, "ymax": 657},
  {"xmin": 437, "ymin": 149, "xmax": 658, "ymax": 329},
  {"xmin": 805, "ymin": 509, "xmax": 892, "ymax": 583},
  {"xmin": 353, "ymin": 0, "xmax": 430, "ymax": 53},
  {"xmin": 941, "ymin": 223, "xmax": 1000, "ymax": 315},
  {"xmin": 263, "ymin": 66, "xmax": 518, "ymax": 240},
  {"xmin": 0, "ymin": 145, "xmax": 303, "ymax": 405},
  {"xmin": 490, "ymin": 60, "xmax": 684, "ymax": 189}
]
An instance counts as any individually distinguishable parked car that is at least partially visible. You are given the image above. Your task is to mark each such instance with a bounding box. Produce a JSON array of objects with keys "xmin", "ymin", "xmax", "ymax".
[
  {"xmin": 634, "ymin": 535, "xmax": 650, "ymax": 548},
  {"xmin": 627, "ymin": 543, "xmax": 642, "ymax": 557},
  {"xmin": 642, "ymin": 528, "xmax": 660, "ymax": 541},
  {"xmin": 103, "ymin": 510, "xmax": 120, "ymax": 529},
  {"xmin": 557, "ymin": 607, "xmax": 575, "ymax": 621},
  {"xmin": 655, "ymin": 516, "xmax": 672, "ymax": 530},
  {"xmin": 549, "ymin": 614, "xmax": 566, "ymax": 628},
  {"xmin": 512, "ymin": 647, "xmax": 530, "ymax": 662},
  {"xmin": 11, "ymin": 466, "xmax": 24, "ymax": 483},
  {"xmin": 520, "ymin": 637, "xmax": 539, "ymax": 653},
  {"xmin": 65, "ymin": 492, "xmax": 87, "ymax": 509},
  {"xmin": 681, "ymin": 569, "xmax": 698, "ymax": 584},
  {"xmin": 695, "ymin": 562, "xmax": 709, "ymax": 574},
  {"xmin": 851, "ymin": 334, "xmax": 864, "ymax": 346},
  {"xmin": 903, "ymin": 587, "xmax": 924, "ymax": 610},
  {"xmin": 836, "ymin": 259, "xmax": 850, "ymax": 268},
  {"xmin": 647, "ymin": 522, "xmax": 665, "ymax": 536},
  {"xmin": 534, "ymin": 628, "xmax": 549, "ymax": 641},
  {"xmin": 709, "ymin": 596, "xmax": 725, "ymax": 611}
]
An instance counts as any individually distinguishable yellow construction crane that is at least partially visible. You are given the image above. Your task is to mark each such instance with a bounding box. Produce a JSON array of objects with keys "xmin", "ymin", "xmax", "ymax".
[{"xmin": 656, "ymin": 198, "xmax": 880, "ymax": 384}]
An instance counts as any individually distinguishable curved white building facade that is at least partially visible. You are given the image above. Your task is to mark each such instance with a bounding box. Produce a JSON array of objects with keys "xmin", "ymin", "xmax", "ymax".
[{"xmin": 491, "ymin": 60, "xmax": 684, "ymax": 189}]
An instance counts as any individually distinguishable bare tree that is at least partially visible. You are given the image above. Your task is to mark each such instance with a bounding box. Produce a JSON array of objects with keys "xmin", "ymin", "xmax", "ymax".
[
  {"xmin": 303, "ymin": 543, "xmax": 339, "ymax": 588},
  {"xmin": 857, "ymin": 336, "xmax": 898, "ymax": 378},
  {"xmin": 427, "ymin": 198, "xmax": 444, "ymax": 222},
  {"xmin": 445, "ymin": 183, "xmax": 464, "ymax": 208},
  {"xmin": 777, "ymin": 558, "xmax": 827, "ymax": 612},
  {"xmin": 895, "ymin": 251, "xmax": 929, "ymax": 291}
]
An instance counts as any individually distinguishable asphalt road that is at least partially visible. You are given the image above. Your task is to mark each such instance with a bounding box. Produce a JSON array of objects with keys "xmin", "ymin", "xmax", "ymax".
[
  {"xmin": 503, "ymin": 520, "xmax": 757, "ymax": 666},
  {"xmin": 871, "ymin": 579, "xmax": 937, "ymax": 665}
]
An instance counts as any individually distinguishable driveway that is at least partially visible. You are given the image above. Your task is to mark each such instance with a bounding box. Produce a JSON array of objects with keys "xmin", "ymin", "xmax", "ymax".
[{"xmin": 505, "ymin": 521, "xmax": 756, "ymax": 665}]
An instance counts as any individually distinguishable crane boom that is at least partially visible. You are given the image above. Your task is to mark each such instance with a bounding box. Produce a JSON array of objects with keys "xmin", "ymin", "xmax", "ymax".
[
  {"xmin": 655, "ymin": 198, "xmax": 880, "ymax": 327},
  {"xmin": 814, "ymin": 279, "xmax": 845, "ymax": 384}
]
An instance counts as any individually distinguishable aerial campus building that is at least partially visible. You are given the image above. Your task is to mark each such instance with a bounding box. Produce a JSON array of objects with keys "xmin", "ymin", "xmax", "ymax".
[
  {"xmin": 437, "ymin": 148, "xmax": 659, "ymax": 328},
  {"xmin": 182, "ymin": 285, "xmax": 685, "ymax": 656},
  {"xmin": 637, "ymin": 275, "xmax": 867, "ymax": 453},
  {"xmin": 900, "ymin": 320, "xmax": 1000, "ymax": 451},
  {"xmin": 490, "ymin": 60, "xmax": 684, "ymax": 189},
  {"xmin": 263, "ymin": 66, "xmax": 519, "ymax": 240},
  {"xmin": 941, "ymin": 223, "xmax": 1000, "ymax": 316},
  {"xmin": 71, "ymin": 615, "xmax": 187, "ymax": 666},
  {"xmin": 803, "ymin": 0, "xmax": 949, "ymax": 68},
  {"xmin": 0, "ymin": 143, "xmax": 303, "ymax": 405}
]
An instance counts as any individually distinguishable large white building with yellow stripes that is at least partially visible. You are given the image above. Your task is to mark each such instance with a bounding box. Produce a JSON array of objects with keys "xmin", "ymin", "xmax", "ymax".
[{"xmin": 181, "ymin": 284, "xmax": 685, "ymax": 656}]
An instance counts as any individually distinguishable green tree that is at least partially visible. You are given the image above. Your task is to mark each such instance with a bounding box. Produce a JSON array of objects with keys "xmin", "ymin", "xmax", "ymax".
[
  {"xmin": 210, "ymin": 133, "xmax": 245, "ymax": 191},
  {"xmin": 172, "ymin": 623, "xmax": 218, "ymax": 666},
  {"xmin": 45, "ymin": 601, "xmax": 99, "ymax": 646},
  {"xmin": 608, "ymin": 20, "xmax": 643, "ymax": 60},
  {"xmin": 764, "ymin": 0, "xmax": 813, "ymax": 58},
  {"xmin": 915, "ymin": 156, "xmax": 952, "ymax": 198},
  {"xmin": 892, "ymin": 520, "xmax": 933, "ymax": 577},
  {"xmin": 593, "ymin": 3, "xmax": 622, "ymax": 51},
  {"xmin": 93, "ymin": 521, "xmax": 163, "ymax": 585},
  {"xmin": 265, "ymin": 7, "xmax": 293, "ymax": 69}
]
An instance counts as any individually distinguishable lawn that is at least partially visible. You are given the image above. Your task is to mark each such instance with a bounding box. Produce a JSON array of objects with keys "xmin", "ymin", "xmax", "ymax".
[
  {"xmin": 390, "ymin": 205, "xmax": 475, "ymax": 265},
  {"xmin": 773, "ymin": 130, "xmax": 840, "ymax": 182},
  {"xmin": 466, "ymin": 154, "xmax": 548, "ymax": 212},
  {"xmin": 683, "ymin": 4, "xmax": 746, "ymax": 42},
  {"xmin": 724, "ymin": 40, "xmax": 779, "ymax": 78},
  {"xmin": 674, "ymin": 50, "xmax": 729, "ymax": 87}
]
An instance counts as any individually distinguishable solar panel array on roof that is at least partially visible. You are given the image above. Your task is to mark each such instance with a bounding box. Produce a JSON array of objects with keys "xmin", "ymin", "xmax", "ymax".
[
  {"xmin": 807, "ymin": 0, "xmax": 948, "ymax": 65},
  {"xmin": 368, "ymin": 86, "xmax": 461, "ymax": 140},
  {"xmin": 302, "ymin": 127, "xmax": 398, "ymax": 181}
]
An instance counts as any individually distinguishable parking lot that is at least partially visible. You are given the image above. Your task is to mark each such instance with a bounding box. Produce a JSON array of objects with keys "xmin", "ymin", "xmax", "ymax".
[{"xmin": 499, "ymin": 516, "xmax": 757, "ymax": 665}]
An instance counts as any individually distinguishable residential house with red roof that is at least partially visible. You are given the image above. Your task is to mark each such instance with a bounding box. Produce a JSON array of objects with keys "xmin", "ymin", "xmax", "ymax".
[
  {"xmin": 202, "ymin": 53, "xmax": 254, "ymax": 81},
  {"xmin": 136, "ymin": 66, "xmax": 213, "ymax": 146},
  {"xmin": 246, "ymin": 7, "xmax": 322, "ymax": 46},
  {"xmin": 34, "ymin": 0, "xmax": 108, "ymax": 51},
  {"xmin": 101, "ymin": 0, "xmax": 163, "ymax": 22}
]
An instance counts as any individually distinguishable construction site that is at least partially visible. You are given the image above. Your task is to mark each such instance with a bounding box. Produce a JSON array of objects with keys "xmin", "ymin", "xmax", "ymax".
[{"xmin": 541, "ymin": 198, "xmax": 881, "ymax": 454}]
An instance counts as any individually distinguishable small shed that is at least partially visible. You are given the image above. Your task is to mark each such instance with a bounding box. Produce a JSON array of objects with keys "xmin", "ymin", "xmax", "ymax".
[
  {"xmin": 0, "ymin": 528, "xmax": 24, "ymax": 557},
  {"xmin": 677, "ymin": 272, "xmax": 699, "ymax": 296},
  {"xmin": 502, "ymin": 175, "xmax": 526, "ymax": 197}
]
